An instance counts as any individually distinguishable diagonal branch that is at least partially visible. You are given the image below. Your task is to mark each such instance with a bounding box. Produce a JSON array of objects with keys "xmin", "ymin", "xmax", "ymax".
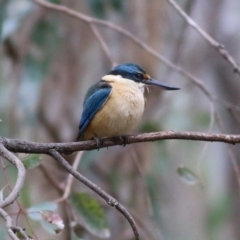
[
  {"xmin": 0, "ymin": 208, "xmax": 19, "ymax": 240},
  {"xmin": 1, "ymin": 131, "xmax": 240, "ymax": 155},
  {"xmin": 89, "ymin": 24, "xmax": 117, "ymax": 68},
  {"xmin": 54, "ymin": 151, "xmax": 83, "ymax": 203},
  {"xmin": 48, "ymin": 149, "xmax": 141, "ymax": 240},
  {"xmin": 165, "ymin": 0, "xmax": 240, "ymax": 74},
  {"xmin": 0, "ymin": 144, "xmax": 26, "ymax": 208},
  {"xmin": 32, "ymin": 0, "xmax": 214, "ymax": 99},
  {"xmin": 0, "ymin": 208, "xmax": 30, "ymax": 240}
]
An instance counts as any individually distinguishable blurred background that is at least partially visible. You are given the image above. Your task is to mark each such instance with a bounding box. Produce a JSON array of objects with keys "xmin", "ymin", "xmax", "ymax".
[{"xmin": 1, "ymin": 0, "xmax": 240, "ymax": 239}]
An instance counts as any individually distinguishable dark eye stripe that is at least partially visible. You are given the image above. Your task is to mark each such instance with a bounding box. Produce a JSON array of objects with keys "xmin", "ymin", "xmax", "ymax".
[{"xmin": 135, "ymin": 73, "xmax": 143, "ymax": 80}]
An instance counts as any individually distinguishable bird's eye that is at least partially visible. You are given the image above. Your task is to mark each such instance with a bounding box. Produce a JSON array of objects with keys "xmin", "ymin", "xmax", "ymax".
[{"xmin": 135, "ymin": 73, "xmax": 143, "ymax": 81}]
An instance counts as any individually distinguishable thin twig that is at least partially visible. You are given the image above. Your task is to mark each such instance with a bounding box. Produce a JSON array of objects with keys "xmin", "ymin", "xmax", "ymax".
[
  {"xmin": 89, "ymin": 24, "xmax": 117, "ymax": 68},
  {"xmin": 197, "ymin": 102, "xmax": 215, "ymax": 179},
  {"xmin": 0, "ymin": 144, "xmax": 26, "ymax": 208},
  {"xmin": 165, "ymin": 0, "xmax": 240, "ymax": 74},
  {"xmin": 214, "ymin": 108, "xmax": 240, "ymax": 201},
  {"xmin": 228, "ymin": 148, "xmax": 240, "ymax": 198},
  {"xmin": 32, "ymin": 0, "xmax": 214, "ymax": 98},
  {"xmin": 54, "ymin": 151, "xmax": 83, "ymax": 203},
  {"xmin": 33, "ymin": 0, "xmax": 240, "ymax": 127},
  {"xmin": 0, "ymin": 208, "xmax": 19, "ymax": 240},
  {"xmin": 0, "ymin": 209, "xmax": 30, "ymax": 240},
  {"xmin": 33, "ymin": 0, "xmax": 240, "ymax": 139},
  {"xmin": 0, "ymin": 158, "xmax": 38, "ymax": 239},
  {"xmin": 39, "ymin": 165, "xmax": 63, "ymax": 192},
  {"xmin": 48, "ymin": 149, "xmax": 141, "ymax": 240}
]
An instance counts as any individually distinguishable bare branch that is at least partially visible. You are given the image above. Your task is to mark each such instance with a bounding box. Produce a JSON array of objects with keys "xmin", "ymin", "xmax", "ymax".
[
  {"xmin": 0, "ymin": 208, "xmax": 19, "ymax": 240},
  {"xmin": 166, "ymin": 0, "xmax": 240, "ymax": 74},
  {"xmin": 0, "ymin": 144, "xmax": 26, "ymax": 208},
  {"xmin": 33, "ymin": 0, "xmax": 214, "ymax": 100},
  {"xmin": 89, "ymin": 24, "xmax": 117, "ymax": 68},
  {"xmin": 0, "ymin": 158, "xmax": 38, "ymax": 239},
  {"xmin": 54, "ymin": 151, "xmax": 83, "ymax": 203},
  {"xmin": 39, "ymin": 165, "xmax": 63, "ymax": 192},
  {"xmin": 0, "ymin": 208, "xmax": 30, "ymax": 240},
  {"xmin": 1, "ymin": 131, "xmax": 240, "ymax": 155},
  {"xmin": 48, "ymin": 149, "xmax": 141, "ymax": 240},
  {"xmin": 228, "ymin": 148, "xmax": 240, "ymax": 196}
]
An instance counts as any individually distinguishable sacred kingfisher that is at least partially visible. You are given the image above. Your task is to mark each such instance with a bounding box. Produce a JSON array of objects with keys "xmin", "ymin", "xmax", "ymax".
[{"xmin": 76, "ymin": 63, "xmax": 180, "ymax": 141}]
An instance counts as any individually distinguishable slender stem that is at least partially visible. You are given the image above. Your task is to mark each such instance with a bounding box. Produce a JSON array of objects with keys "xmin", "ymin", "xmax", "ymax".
[
  {"xmin": 0, "ymin": 144, "xmax": 26, "ymax": 208},
  {"xmin": 54, "ymin": 151, "xmax": 83, "ymax": 203},
  {"xmin": 165, "ymin": 0, "xmax": 240, "ymax": 73},
  {"xmin": 49, "ymin": 149, "xmax": 141, "ymax": 240},
  {"xmin": 89, "ymin": 24, "xmax": 117, "ymax": 68},
  {"xmin": 0, "ymin": 208, "xmax": 19, "ymax": 240},
  {"xmin": 0, "ymin": 208, "xmax": 23, "ymax": 240}
]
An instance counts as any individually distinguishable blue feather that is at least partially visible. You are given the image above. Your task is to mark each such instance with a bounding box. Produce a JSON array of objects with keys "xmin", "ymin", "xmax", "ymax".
[{"xmin": 76, "ymin": 84, "xmax": 112, "ymax": 140}]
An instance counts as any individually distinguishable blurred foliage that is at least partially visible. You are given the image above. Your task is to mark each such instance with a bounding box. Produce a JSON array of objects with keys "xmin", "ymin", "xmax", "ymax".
[
  {"xmin": 140, "ymin": 121, "xmax": 160, "ymax": 133},
  {"xmin": 207, "ymin": 196, "xmax": 232, "ymax": 239},
  {"xmin": 26, "ymin": 18, "xmax": 60, "ymax": 81},
  {"xmin": 71, "ymin": 192, "xmax": 110, "ymax": 238},
  {"xmin": 87, "ymin": 0, "xmax": 124, "ymax": 18},
  {"xmin": 22, "ymin": 154, "xmax": 41, "ymax": 169}
]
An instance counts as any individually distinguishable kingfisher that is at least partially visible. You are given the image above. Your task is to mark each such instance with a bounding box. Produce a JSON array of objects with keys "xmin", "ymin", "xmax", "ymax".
[{"xmin": 76, "ymin": 63, "xmax": 180, "ymax": 141}]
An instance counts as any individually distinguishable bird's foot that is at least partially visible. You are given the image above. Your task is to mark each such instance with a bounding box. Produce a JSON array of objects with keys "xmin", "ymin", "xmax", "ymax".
[
  {"xmin": 93, "ymin": 135, "xmax": 102, "ymax": 150},
  {"xmin": 110, "ymin": 135, "xmax": 129, "ymax": 146},
  {"xmin": 121, "ymin": 135, "xmax": 130, "ymax": 147}
]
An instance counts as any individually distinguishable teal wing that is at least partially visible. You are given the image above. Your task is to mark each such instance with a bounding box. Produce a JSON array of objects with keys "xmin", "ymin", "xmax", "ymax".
[{"xmin": 76, "ymin": 82, "xmax": 112, "ymax": 141}]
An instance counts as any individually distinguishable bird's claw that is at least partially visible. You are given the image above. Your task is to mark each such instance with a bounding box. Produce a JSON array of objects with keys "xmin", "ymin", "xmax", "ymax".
[
  {"xmin": 121, "ymin": 135, "xmax": 129, "ymax": 146},
  {"xmin": 93, "ymin": 135, "xmax": 102, "ymax": 150}
]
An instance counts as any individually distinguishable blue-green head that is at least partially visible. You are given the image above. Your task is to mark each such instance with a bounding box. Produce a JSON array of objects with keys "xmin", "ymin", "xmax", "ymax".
[{"xmin": 108, "ymin": 63, "xmax": 180, "ymax": 90}]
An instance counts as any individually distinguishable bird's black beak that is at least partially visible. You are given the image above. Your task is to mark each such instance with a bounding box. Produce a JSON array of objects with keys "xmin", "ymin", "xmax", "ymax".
[{"xmin": 145, "ymin": 78, "xmax": 180, "ymax": 90}]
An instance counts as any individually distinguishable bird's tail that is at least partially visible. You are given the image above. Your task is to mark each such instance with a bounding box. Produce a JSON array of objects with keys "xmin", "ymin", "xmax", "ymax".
[
  {"xmin": 75, "ymin": 132, "xmax": 82, "ymax": 142},
  {"xmin": 74, "ymin": 133, "xmax": 81, "ymax": 142}
]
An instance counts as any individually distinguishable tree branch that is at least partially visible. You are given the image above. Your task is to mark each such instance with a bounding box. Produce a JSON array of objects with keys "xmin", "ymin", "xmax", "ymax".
[
  {"xmin": 1, "ymin": 130, "xmax": 239, "ymax": 240},
  {"xmin": 33, "ymin": 0, "xmax": 240, "ymax": 106},
  {"xmin": 54, "ymin": 151, "xmax": 83, "ymax": 203},
  {"xmin": 48, "ymin": 149, "xmax": 141, "ymax": 240},
  {"xmin": 89, "ymin": 24, "xmax": 117, "ymax": 68},
  {"xmin": 0, "ymin": 208, "xmax": 19, "ymax": 240},
  {"xmin": 0, "ymin": 209, "xmax": 30, "ymax": 240},
  {"xmin": 32, "ymin": 0, "xmax": 214, "ymax": 99},
  {"xmin": 165, "ymin": 0, "xmax": 240, "ymax": 74},
  {"xmin": 0, "ymin": 131, "xmax": 239, "ymax": 155},
  {"xmin": 0, "ymin": 144, "xmax": 26, "ymax": 208}
]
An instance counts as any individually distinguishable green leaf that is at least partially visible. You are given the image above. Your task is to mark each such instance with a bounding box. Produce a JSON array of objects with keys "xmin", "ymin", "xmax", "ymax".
[
  {"xmin": 40, "ymin": 211, "xmax": 64, "ymax": 234},
  {"xmin": 22, "ymin": 154, "xmax": 41, "ymax": 169},
  {"xmin": 27, "ymin": 202, "xmax": 58, "ymax": 220},
  {"xmin": 71, "ymin": 192, "xmax": 110, "ymax": 239},
  {"xmin": 27, "ymin": 202, "xmax": 63, "ymax": 235},
  {"xmin": 177, "ymin": 166, "xmax": 199, "ymax": 185}
]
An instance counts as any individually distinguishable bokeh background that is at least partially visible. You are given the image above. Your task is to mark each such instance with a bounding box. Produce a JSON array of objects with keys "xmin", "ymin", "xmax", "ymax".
[{"xmin": 1, "ymin": 0, "xmax": 240, "ymax": 239}]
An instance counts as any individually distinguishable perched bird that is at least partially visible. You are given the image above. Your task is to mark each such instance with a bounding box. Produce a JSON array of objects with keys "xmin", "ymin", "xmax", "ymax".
[{"xmin": 76, "ymin": 63, "xmax": 179, "ymax": 141}]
